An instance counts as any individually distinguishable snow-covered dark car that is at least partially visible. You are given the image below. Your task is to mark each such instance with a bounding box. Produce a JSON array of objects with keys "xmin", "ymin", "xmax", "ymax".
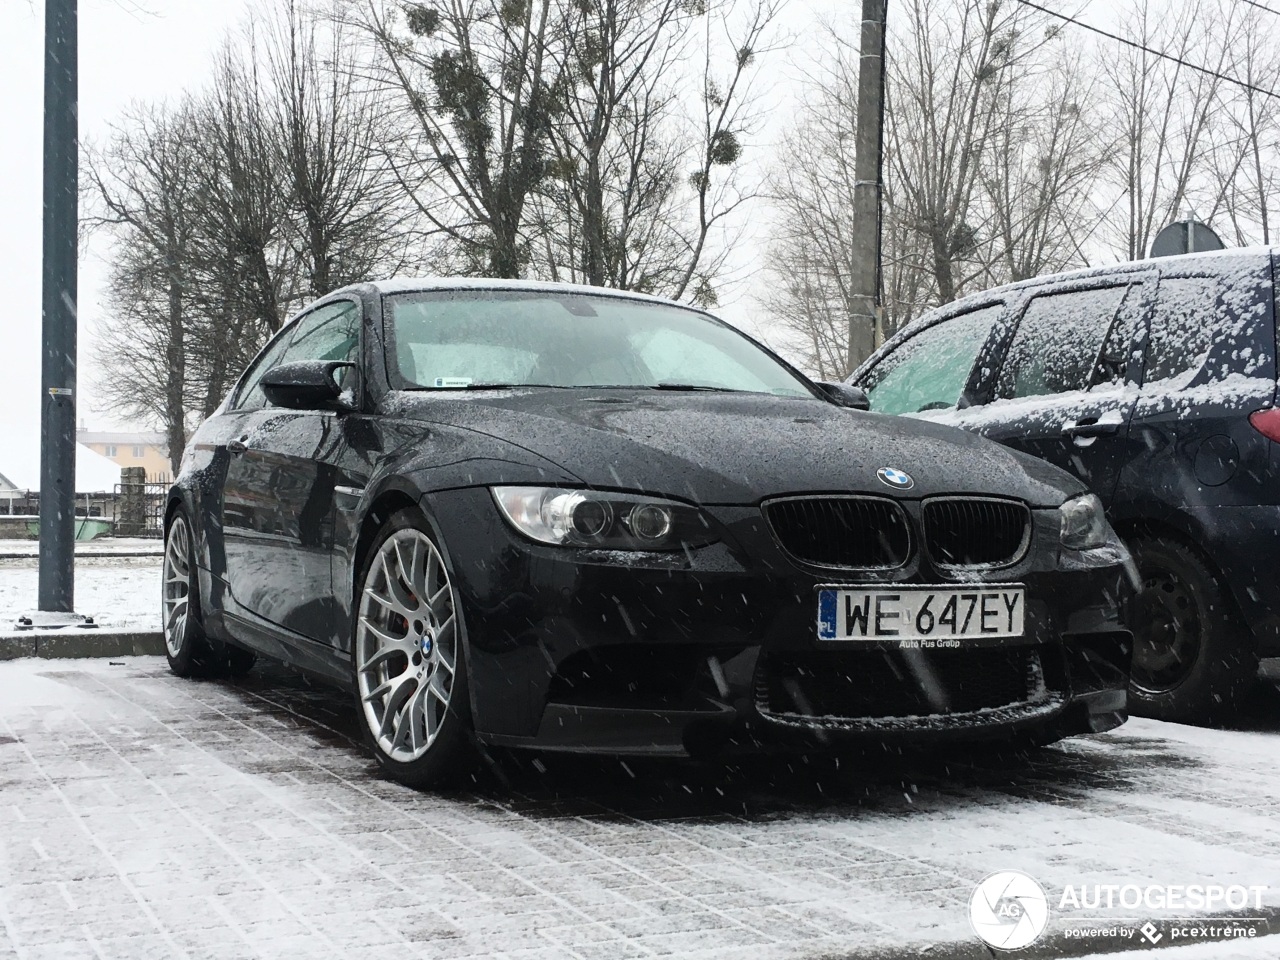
[
  {"xmin": 849, "ymin": 248, "xmax": 1280, "ymax": 725},
  {"xmin": 164, "ymin": 280, "xmax": 1133, "ymax": 788}
]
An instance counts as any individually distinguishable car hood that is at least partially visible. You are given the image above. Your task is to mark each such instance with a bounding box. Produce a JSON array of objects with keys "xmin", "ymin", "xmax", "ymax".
[{"xmin": 385, "ymin": 390, "xmax": 1083, "ymax": 506}]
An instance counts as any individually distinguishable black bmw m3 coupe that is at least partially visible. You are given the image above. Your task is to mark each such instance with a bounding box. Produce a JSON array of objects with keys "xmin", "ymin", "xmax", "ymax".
[{"xmin": 164, "ymin": 280, "xmax": 1135, "ymax": 787}]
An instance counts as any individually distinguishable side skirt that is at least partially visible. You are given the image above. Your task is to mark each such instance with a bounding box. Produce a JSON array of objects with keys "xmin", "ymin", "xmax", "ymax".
[{"xmin": 206, "ymin": 605, "xmax": 352, "ymax": 691}]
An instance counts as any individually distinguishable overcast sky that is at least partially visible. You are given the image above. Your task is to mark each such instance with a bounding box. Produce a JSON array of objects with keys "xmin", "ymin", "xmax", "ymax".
[
  {"xmin": 0, "ymin": 0, "xmax": 839, "ymax": 447},
  {"xmin": 1, "ymin": 0, "xmax": 251, "ymax": 445}
]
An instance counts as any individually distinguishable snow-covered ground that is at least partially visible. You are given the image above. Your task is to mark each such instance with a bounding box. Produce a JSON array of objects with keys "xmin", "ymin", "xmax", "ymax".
[
  {"xmin": 0, "ymin": 555, "xmax": 160, "ymax": 632},
  {"xmin": 1, "ymin": 656, "xmax": 1278, "ymax": 959},
  {"xmin": 0, "ymin": 537, "xmax": 163, "ymax": 558}
]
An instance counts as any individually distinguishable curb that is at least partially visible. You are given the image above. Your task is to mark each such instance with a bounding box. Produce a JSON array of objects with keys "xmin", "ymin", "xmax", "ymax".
[{"xmin": 0, "ymin": 631, "xmax": 165, "ymax": 661}]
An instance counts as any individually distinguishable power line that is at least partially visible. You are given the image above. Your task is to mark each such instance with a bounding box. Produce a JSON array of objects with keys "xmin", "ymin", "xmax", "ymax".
[
  {"xmin": 1237, "ymin": 0, "xmax": 1280, "ymax": 16},
  {"xmin": 1013, "ymin": 0, "xmax": 1280, "ymax": 102}
]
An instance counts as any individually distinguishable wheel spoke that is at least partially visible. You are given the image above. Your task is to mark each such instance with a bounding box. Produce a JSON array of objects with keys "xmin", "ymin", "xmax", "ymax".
[
  {"xmin": 358, "ymin": 616, "xmax": 408, "ymax": 649},
  {"xmin": 410, "ymin": 537, "xmax": 427, "ymax": 596},
  {"xmin": 383, "ymin": 553, "xmax": 419, "ymax": 613},
  {"xmin": 396, "ymin": 681, "xmax": 430, "ymax": 754},
  {"xmin": 425, "ymin": 549, "xmax": 439, "ymax": 600},
  {"xmin": 165, "ymin": 599, "xmax": 186, "ymax": 634},
  {"xmin": 427, "ymin": 671, "xmax": 451, "ymax": 714},
  {"xmin": 359, "ymin": 644, "xmax": 409, "ymax": 675},
  {"xmin": 435, "ymin": 639, "xmax": 456, "ymax": 677},
  {"xmin": 378, "ymin": 676, "xmax": 416, "ymax": 741},
  {"xmin": 162, "ymin": 517, "xmax": 193, "ymax": 657},
  {"xmin": 427, "ymin": 583, "xmax": 451, "ymax": 619},
  {"xmin": 435, "ymin": 611, "xmax": 455, "ymax": 642}
]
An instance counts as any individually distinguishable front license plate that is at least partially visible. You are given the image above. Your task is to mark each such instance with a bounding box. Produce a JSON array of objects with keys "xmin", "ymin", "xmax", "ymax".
[{"xmin": 817, "ymin": 585, "xmax": 1025, "ymax": 643}]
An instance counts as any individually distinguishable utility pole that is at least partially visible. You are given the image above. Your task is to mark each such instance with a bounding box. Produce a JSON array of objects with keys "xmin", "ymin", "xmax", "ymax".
[
  {"xmin": 38, "ymin": 0, "xmax": 79, "ymax": 613},
  {"xmin": 847, "ymin": 0, "xmax": 887, "ymax": 376}
]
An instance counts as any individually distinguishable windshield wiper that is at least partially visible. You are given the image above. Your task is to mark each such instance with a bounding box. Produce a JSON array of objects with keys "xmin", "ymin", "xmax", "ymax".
[
  {"xmin": 652, "ymin": 382, "xmax": 742, "ymax": 393},
  {"xmin": 408, "ymin": 383, "xmax": 572, "ymax": 391},
  {"xmin": 573, "ymin": 382, "xmax": 747, "ymax": 393}
]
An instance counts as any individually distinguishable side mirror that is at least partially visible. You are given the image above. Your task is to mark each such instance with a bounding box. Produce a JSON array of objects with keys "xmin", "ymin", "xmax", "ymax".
[
  {"xmin": 815, "ymin": 381, "xmax": 871, "ymax": 411},
  {"xmin": 261, "ymin": 360, "xmax": 356, "ymax": 411}
]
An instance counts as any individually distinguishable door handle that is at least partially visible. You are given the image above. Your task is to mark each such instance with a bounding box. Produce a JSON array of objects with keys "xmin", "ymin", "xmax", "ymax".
[
  {"xmin": 1061, "ymin": 415, "xmax": 1122, "ymax": 439},
  {"xmin": 227, "ymin": 436, "xmax": 249, "ymax": 455}
]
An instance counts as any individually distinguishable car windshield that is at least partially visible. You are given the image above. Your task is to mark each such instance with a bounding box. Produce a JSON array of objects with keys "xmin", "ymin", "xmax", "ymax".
[{"xmin": 384, "ymin": 289, "xmax": 815, "ymax": 398}]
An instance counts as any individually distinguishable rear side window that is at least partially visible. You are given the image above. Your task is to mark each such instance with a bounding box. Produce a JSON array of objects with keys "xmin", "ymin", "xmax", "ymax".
[
  {"xmin": 996, "ymin": 285, "xmax": 1129, "ymax": 400},
  {"xmin": 1144, "ymin": 260, "xmax": 1275, "ymax": 390},
  {"xmin": 1144, "ymin": 277, "xmax": 1219, "ymax": 387},
  {"xmin": 862, "ymin": 305, "xmax": 1001, "ymax": 415}
]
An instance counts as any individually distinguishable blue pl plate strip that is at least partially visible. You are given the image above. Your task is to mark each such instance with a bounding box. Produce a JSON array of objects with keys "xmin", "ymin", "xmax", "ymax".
[{"xmin": 817, "ymin": 589, "xmax": 837, "ymax": 640}]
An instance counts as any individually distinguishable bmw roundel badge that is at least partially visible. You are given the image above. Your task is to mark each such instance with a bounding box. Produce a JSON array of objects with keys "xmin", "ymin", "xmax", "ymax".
[{"xmin": 877, "ymin": 467, "xmax": 914, "ymax": 490}]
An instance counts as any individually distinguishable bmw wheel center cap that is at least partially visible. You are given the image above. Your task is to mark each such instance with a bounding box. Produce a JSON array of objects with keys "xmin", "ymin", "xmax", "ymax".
[{"xmin": 877, "ymin": 467, "xmax": 915, "ymax": 490}]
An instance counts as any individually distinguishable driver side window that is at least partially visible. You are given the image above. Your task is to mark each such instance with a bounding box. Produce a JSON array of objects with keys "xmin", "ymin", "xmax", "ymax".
[
  {"xmin": 233, "ymin": 330, "xmax": 295, "ymax": 412},
  {"xmin": 862, "ymin": 305, "xmax": 1002, "ymax": 415}
]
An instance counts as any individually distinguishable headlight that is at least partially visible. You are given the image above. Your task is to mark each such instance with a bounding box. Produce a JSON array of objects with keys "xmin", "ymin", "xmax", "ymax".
[
  {"xmin": 1059, "ymin": 493, "xmax": 1109, "ymax": 550},
  {"xmin": 492, "ymin": 486, "xmax": 713, "ymax": 550}
]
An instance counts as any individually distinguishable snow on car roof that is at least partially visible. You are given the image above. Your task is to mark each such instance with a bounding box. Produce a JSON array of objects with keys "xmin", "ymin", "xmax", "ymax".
[
  {"xmin": 853, "ymin": 245, "xmax": 1279, "ymax": 379},
  {"xmin": 349, "ymin": 276, "xmax": 684, "ymax": 307}
]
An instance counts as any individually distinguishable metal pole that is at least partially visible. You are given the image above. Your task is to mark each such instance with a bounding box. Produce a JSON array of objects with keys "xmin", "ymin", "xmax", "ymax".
[
  {"xmin": 38, "ymin": 0, "xmax": 79, "ymax": 612},
  {"xmin": 847, "ymin": 0, "xmax": 887, "ymax": 376}
]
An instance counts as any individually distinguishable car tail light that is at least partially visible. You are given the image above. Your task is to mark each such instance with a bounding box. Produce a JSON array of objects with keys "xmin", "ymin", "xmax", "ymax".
[{"xmin": 1249, "ymin": 408, "xmax": 1280, "ymax": 442}]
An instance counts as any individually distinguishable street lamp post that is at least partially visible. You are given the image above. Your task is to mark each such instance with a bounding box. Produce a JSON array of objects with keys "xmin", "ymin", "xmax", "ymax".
[{"xmin": 38, "ymin": 0, "xmax": 79, "ymax": 615}]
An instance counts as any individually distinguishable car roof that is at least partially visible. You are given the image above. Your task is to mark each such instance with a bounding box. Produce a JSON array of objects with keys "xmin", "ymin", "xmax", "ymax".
[
  {"xmin": 336, "ymin": 276, "xmax": 684, "ymax": 308},
  {"xmin": 904, "ymin": 245, "xmax": 1273, "ymax": 335},
  {"xmin": 850, "ymin": 246, "xmax": 1279, "ymax": 381}
]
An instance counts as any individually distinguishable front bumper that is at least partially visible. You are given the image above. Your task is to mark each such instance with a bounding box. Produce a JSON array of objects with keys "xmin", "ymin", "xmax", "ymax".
[{"xmin": 427, "ymin": 488, "xmax": 1133, "ymax": 757}]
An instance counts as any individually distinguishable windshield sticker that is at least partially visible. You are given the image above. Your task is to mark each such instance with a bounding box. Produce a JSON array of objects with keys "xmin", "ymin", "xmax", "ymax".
[{"xmin": 433, "ymin": 377, "xmax": 473, "ymax": 388}]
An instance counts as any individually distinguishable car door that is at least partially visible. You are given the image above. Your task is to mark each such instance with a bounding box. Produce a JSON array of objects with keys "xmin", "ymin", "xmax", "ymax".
[
  {"xmin": 857, "ymin": 302, "xmax": 1006, "ymax": 421},
  {"xmin": 959, "ymin": 276, "xmax": 1155, "ymax": 508},
  {"xmin": 1122, "ymin": 255, "xmax": 1278, "ymax": 519},
  {"xmin": 221, "ymin": 299, "xmax": 362, "ymax": 641}
]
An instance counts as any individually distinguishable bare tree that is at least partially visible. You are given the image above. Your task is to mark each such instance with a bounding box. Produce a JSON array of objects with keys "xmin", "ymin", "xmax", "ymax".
[
  {"xmin": 352, "ymin": 0, "xmax": 567, "ymax": 278},
  {"xmin": 762, "ymin": 0, "xmax": 1105, "ymax": 376},
  {"xmin": 670, "ymin": 0, "xmax": 782, "ymax": 304},
  {"xmin": 267, "ymin": 0, "xmax": 416, "ymax": 294},
  {"xmin": 978, "ymin": 51, "xmax": 1107, "ymax": 284},
  {"xmin": 527, "ymin": 0, "xmax": 779, "ymax": 304},
  {"xmin": 885, "ymin": 0, "xmax": 1070, "ymax": 305},
  {"xmin": 536, "ymin": 0, "xmax": 695, "ymax": 289},
  {"xmin": 1098, "ymin": 0, "xmax": 1238, "ymax": 260},
  {"xmin": 1199, "ymin": 2, "xmax": 1280, "ymax": 246},
  {"xmin": 91, "ymin": 1, "xmax": 422, "ymax": 433},
  {"xmin": 87, "ymin": 101, "xmax": 202, "ymax": 473}
]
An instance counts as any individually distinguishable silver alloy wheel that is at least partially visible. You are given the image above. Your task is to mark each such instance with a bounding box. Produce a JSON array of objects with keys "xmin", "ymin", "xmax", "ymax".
[
  {"xmin": 355, "ymin": 529, "xmax": 458, "ymax": 762},
  {"xmin": 162, "ymin": 515, "xmax": 192, "ymax": 657}
]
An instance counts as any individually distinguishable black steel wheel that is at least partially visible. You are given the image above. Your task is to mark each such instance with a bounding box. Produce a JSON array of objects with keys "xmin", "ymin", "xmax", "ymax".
[{"xmin": 1127, "ymin": 536, "xmax": 1257, "ymax": 724}]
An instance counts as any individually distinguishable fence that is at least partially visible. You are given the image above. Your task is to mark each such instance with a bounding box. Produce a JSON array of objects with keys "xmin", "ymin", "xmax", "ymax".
[{"xmin": 114, "ymin": 467, "xmax": 168, "ymax": 538}]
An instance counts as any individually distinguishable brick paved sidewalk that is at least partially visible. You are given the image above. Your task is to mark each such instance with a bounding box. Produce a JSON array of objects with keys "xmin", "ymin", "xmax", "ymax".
[{"xmin": 1, "ymin": 657, "xmax": 1279, "ymax": 960}]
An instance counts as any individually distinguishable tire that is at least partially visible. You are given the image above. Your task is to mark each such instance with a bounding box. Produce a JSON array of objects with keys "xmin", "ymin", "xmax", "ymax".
[
  {"xmin": 162, "ymin": 508, "xmax": 220, "ymax": 677},
  {"xmin": 351, "ymin": 508, "xmax": 474, "ymax": 789},
  {"xmin": 1126, "ymin": 536, "xmax": 1257, "ymax": 724},
  {"xmin": 224, "ymin": 644, "xmax": 258, "ymax": 678}
]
